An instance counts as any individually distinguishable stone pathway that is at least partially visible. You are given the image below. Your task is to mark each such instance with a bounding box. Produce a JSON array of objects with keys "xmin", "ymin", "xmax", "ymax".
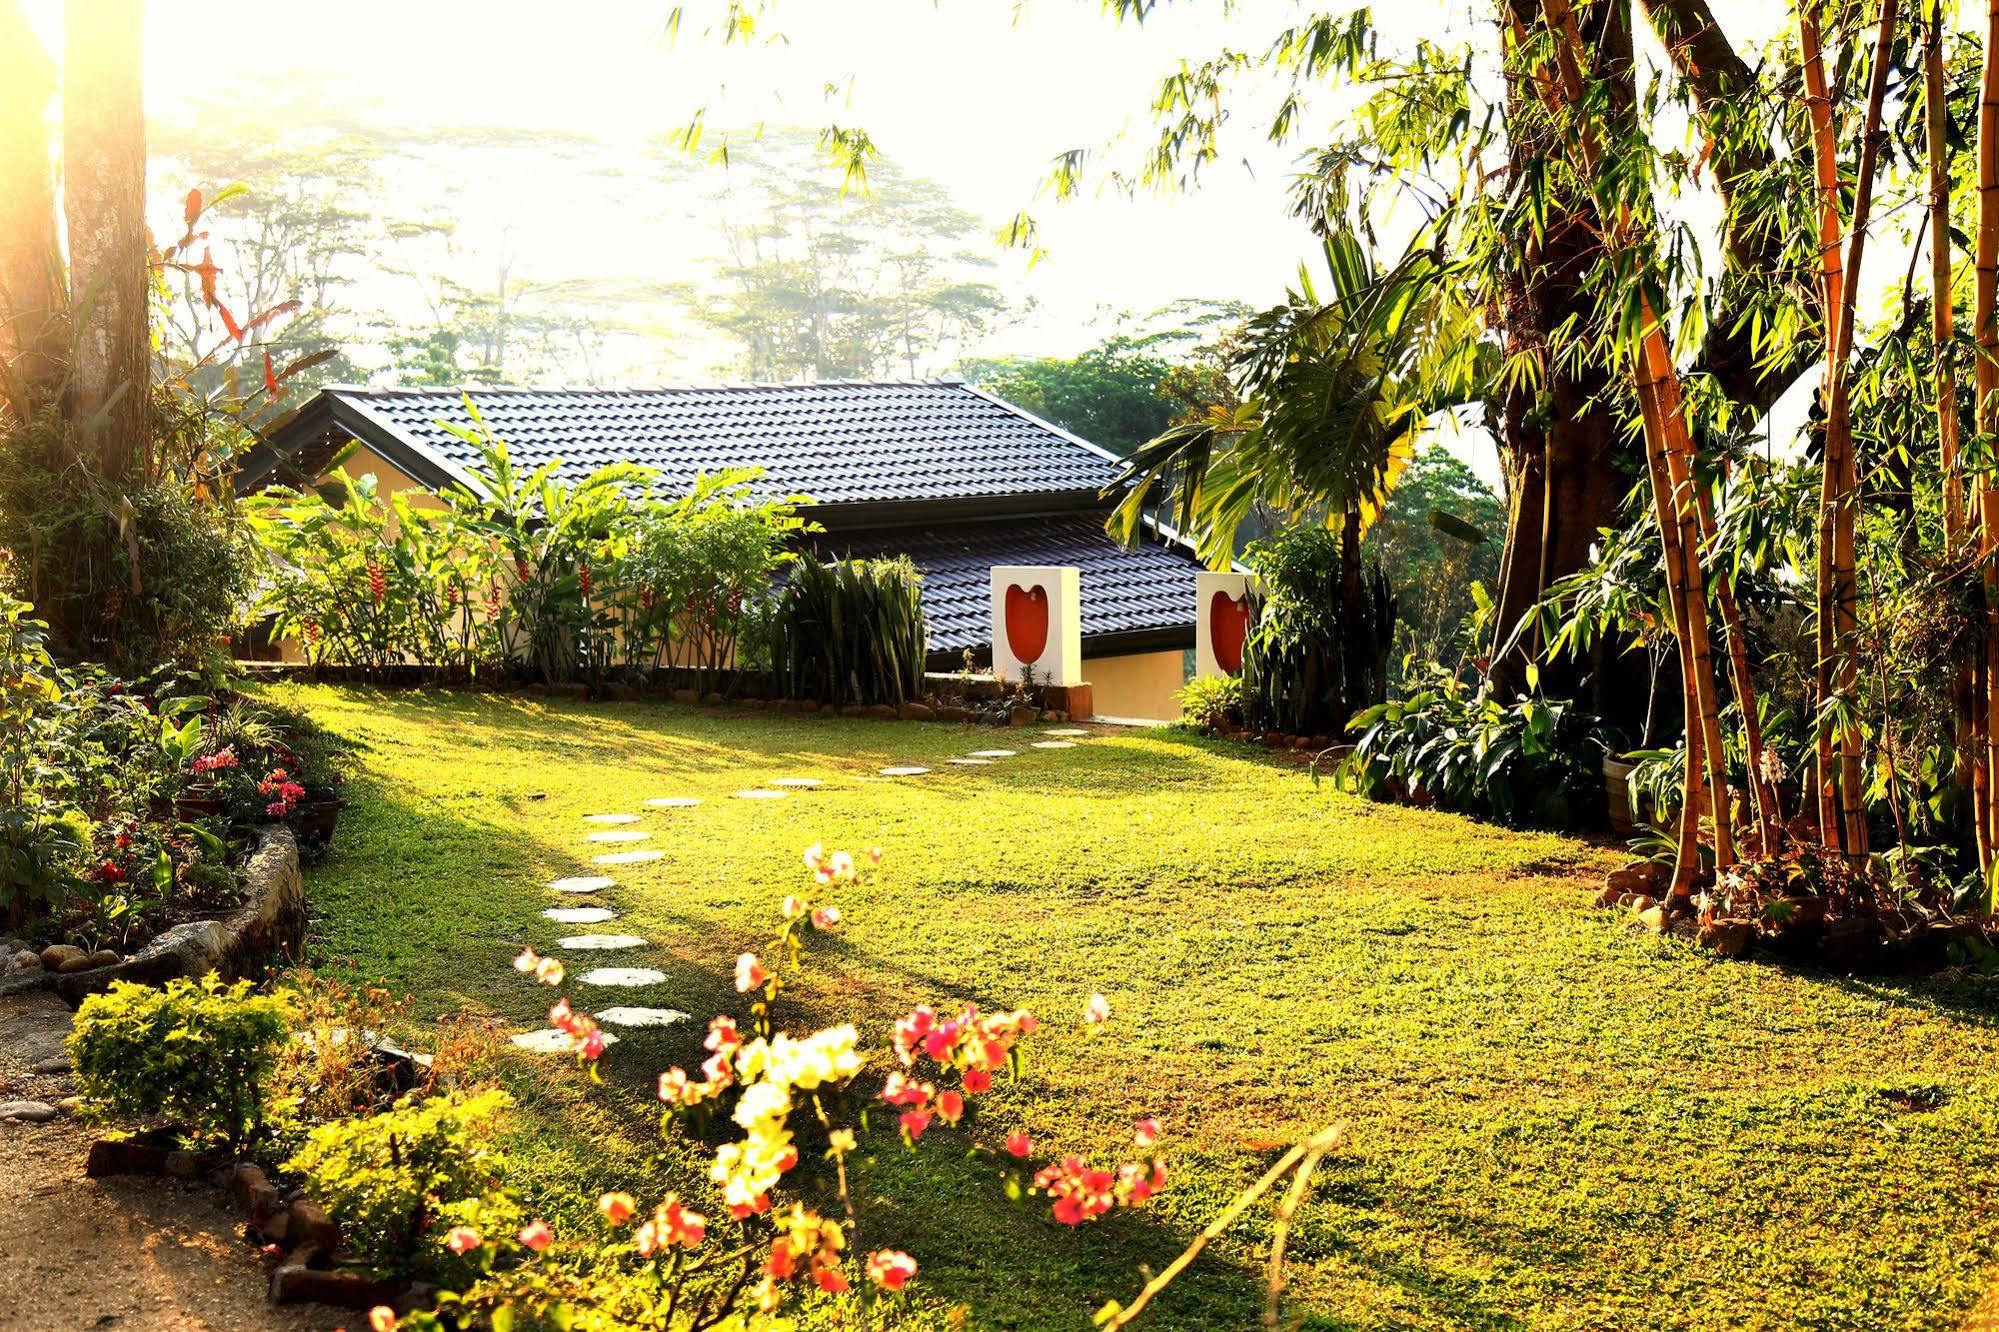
[{"xmin": 515, "ymin": 731, "xmax": 1101, "ymax": 1054}]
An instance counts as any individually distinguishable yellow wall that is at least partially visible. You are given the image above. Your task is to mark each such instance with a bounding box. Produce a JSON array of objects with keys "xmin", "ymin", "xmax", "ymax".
[{"xmin": 1082, "ymin": 648, "xmax": 1189, "ymax": 722}]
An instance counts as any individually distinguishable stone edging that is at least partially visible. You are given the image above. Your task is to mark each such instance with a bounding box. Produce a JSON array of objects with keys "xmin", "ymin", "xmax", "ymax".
[{"xmin": 52, "ymin": 825, "xmax": 307, "ymax": 1007}]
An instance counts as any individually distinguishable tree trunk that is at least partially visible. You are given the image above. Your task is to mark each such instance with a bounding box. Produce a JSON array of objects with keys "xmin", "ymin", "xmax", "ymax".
[
  {"xmin": 0, "ymin": 0, "xmax": 61, "ymax": 419},
  {"xmin": 1977, "ymin": 0, "xmax": 1999, "ymax": 881},
  {"xmin": 62, "ymin": 0, "xmax": 148, "ymax": 481}
]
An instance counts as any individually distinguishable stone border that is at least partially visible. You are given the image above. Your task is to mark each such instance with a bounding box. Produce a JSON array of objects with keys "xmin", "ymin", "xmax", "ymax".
[{"xmin": 53, "ymin": 825, "xmax": 307, "ymax": 1006}]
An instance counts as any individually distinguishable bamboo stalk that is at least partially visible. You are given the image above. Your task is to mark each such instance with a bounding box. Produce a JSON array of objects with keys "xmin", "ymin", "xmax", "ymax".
[{"xmin": 1979, "ymin": 0, "xmax": 1999, "ymax": 878}]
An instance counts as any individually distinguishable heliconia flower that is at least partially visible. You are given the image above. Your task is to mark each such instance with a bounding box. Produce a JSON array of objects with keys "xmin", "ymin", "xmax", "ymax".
[
  {"xmin": 867, "ymin": 1250, "xmax": 917, "ymax": 1291},
  {"xmin": 369, "ymin": 1308, "xmax": 399, "ymax": 1332},
  {"xmin": 1084, "ymin": 993, "xmax": 1111, "ymax": 1026},
  {"xmin": 598, "ymin": 1193, "xmax": 636, "ymax": 1226},
  {"xmin": 962, "ymin": 1066, "xmax": 991, "ymax": 1094},
  {"xmin": 811, "ymin": 906, "xmax": 840, "ymax": 929},
  {"xmin": 1005, "ymin": 1131, "xmax": 1033, "ymax": 1158},
  {"xmin": 935, "ymin": 1090, "xmax": 965, "ymax": 1126},
  {"xmin": 899, "ymin": 1109, "xmax": 933, "ymax": 1142},
  {"xmin": 366, "ymin": 558, "xmax": 386, "ymax": 607},
  {"xmin": 735, "ymin": 953, "xmax": 766, "ymax": 992},
  {"xmin": 518, "ymin": 1219, "xmax": 553, "ymax": 1252},
  {"xmin": 578, "ymin": 564, "xmax": 595, "ymax": 597},
  {"xmin": 444, "ymin": 1225, "xmax": 482, "ymax": 1255},
  {"xmin": 1134, "ymin": 1117, "xmax": 1161, "ymax": 1149}
]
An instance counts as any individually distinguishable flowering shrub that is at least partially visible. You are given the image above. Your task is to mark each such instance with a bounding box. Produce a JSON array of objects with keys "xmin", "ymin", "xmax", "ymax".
[{"xmin": 379, "ymin": 843, "xmax": 1174, "ymax": 1330}]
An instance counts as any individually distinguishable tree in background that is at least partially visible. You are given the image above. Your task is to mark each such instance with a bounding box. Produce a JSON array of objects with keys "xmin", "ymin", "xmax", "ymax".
[
  {"xmin": 688, "ymin": 132, "xmax": 1006, "ymax": 380},
  {"xmin": 1369, "ymin": 445, "xmax": 1502, "ymax": 666},
  {"xmin": 961, "ymin": 300, "xmax": 1245, "ymax": 454}
]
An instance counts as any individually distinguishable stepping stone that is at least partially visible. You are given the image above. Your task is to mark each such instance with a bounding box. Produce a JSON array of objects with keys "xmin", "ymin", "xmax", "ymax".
[
  {"xmin": 948, "ymin": 757, "xmax": 992, "ymax": 766},
  {"xmin": 767, "ymin": 777, "xmax": 823, "ymax": 789},
  {"xmin": 597, "ymin": 1006, "xmax": 691, "ymax": 1028},
  {"xmin": 544, "ymin": 906, "xmax": 617, "ymax": 924},
  {"xmin": 594, "ymin": 850, "xmax": 664, "ymax": 865},
  {"xmin": 734, "ymin": 789, "xmax": 787, "ymax": 800},
  {"xmin": 587, "ymin": 830, "xmax": 651, "ymax": 843},
  {"xmin": 580, "ymin": 967, "xmax": 668, "ymax": 988},
  {"xmin": 645, "ymin": 797, "xmax": 702, "ymax": 808},
  {"xmin": 549, "ymin": 875, "xmax": 616, "ymax": 893},
  {"xmin": 0, "ymin": 1100, "xmax": 57, "ymax": 1124},
  {"xmin": 513, "ymin": 1028, "xmax": 619, "ymax": 1053},
  {"xmin": 1043, "ymin": 728, "xmax": 1090, "ymax": 737},
  {"xmin": 1031, "ymin": 741, "xmax": 1077, "ymax": 750},
  {"xmin": 583, "ymin": 813, "xmax": 639, "ymax": 825},
  {"xmin": 968, "ymin": 749, "xmax": 1017, "ymax": 758},
  {"xmin": 879, "ymin": 766, "xmax": 930, "ymax": 777},
  {"xmin": 558, "ymin": 934, "xmax": 648, "ymax": 951}
]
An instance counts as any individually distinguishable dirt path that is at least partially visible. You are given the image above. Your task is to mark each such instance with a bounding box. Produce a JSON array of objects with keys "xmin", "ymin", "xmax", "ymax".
[{"xmin": 0, "ymin": 990, "xmax": 344, "ymax": 1332}]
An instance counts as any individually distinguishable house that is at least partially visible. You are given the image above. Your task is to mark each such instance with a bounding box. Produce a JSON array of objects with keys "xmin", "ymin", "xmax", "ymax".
[{"xmin": 243, "ymin": 379, "xmax": 1206, "ymax": 718}]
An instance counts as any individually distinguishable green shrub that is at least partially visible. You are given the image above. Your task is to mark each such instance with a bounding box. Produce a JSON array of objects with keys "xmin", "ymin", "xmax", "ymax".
[
  {"xmin": 69, "ymin": 974, "xmax": 291, "ymax": 1148},
  {"xmin": 1338, "ymin": 665, "xmax": 1604, "ymax": 827},
  {"xmin": 774, "ymin": 556, "xmax": 929, "ymax": 707},
  {"xmin": 1176, "ymin": 674, "xmax": 1242, "ymax": 731},
  {"xmin": 284, "ymin": 1088, "xmax": 518, "ymax": 1278},
  {"xmin": 1240, "ymin": 526, "xmax": 1396, "ymax": 736}
]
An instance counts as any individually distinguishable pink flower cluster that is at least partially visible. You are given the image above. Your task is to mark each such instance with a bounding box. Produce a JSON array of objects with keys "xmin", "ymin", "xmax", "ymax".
[
  {"xmin": 190, "ymin": 745, "xmax": 238, "ymax": 775},
  {"xmin": 882, "ymin": 1003, "xmax": 1037, "ymax": 1142},
  {"xmin": 598, "ymin": 1189, "xmax": 707, "ymax": 1256},
  {"xmin": 547, "ymin": 997, "xmax": 607, "ymax": 1060},
  {"xmin": 513, "ymin": 946, "xmax": 565, "ymax": 987},
  {"xmin": 258, "ymin": 768, "xmax": 307, "ymax": 817},
  {"xmin": 656, "ymin": 1014, "xmax": 745, "ymax": 1109},
  {"xmin": 1032, "ymin": 1119, "xmax": 1168, "ymax": 1226}
]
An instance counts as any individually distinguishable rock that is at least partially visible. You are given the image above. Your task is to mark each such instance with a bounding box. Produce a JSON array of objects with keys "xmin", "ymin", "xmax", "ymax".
[
  {"xmin": 736, "ymin": 697, "xmax": 768, "ymax": 711},
  {"xmin": 838, "ymin": 704, "xmax": 865, "ymax": 717},
  {"xmin": 29, "ymin": 1055, "xmax": 69, "ymax": 1075},
  {"xmin": 1593, "ymin": 885, "xmax": 1626, "ymax": 910},
  {"xmin": 0, "ymin": 1099, "xmax": 57, "ymax": 1123},
  {"xmin": 671, "ymin": 688, "xmax": 700, "ymax": 705},
  {"xmin": 1636, "ymin": 904, "xmax": 1667, "ymax": 932},
  {"xmin": 934, "ymin": 705, "xmax": 974, "ymax": 724},
  {"xmin": 231, "ymin": 1163, "xmax": 281, "ymax": 1220},
  {"xmin": 1699, "ymin": 920, "xmax": 1753, "ymax": 958},
  {"xmin": 3, "ymin": 952, "xmax": 40, "ymax": 975},
  {"xmin": 1008, "ymin": 705, "xmax": 1039, "ymax": 727},
  {"xmin": 701, "ymin": 691, "xmax": 728, "ymax": 707},
  {"xmin": 55, "ymin": 953, "xmax": 99, "ymax": 974},
  {"xmin": 263, "ymin": 1200, "xmax": 340, "ymax": 1253},
  {"xmin": 163, "ymin": 1150, "xmax": 202, "ymax": 1179},
  {"xmin": 861, "ymin": 703, "xmax": 898, "ymax": 720},
  {"xmin": 38, "ymin": 945, "xmax": 85, "ymax": 971},
  {"xmin": 897, "ymin": 701, "xmax": 936, "ymax": 722},
  {"xmin": 1046, "ymin": 710, "xmax": 1069, "ymax": 723},
  {"xmin": 1605, "ymin": 864, "xmax": 1665, "ymax": 895},
  {"xmin": 270, "ymin": 1250, "xmax": 405, "ymax": 1310},
  {"xmin": 86, "ymin": 949, "xmax": 119, "ymax": 968},
  {"xmin": 1626, "ymin": 894, "xmax": 1657, "ymax": 915},
  {"xmin": 87, "ymin": 1137, "xmax": 174, "ymax": 1176}
]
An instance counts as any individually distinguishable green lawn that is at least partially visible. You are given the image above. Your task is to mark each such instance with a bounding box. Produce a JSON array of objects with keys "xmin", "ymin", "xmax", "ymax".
[{"xmin": 272, "ymin": 684, "xmax": 1999, "ymax": 1330}]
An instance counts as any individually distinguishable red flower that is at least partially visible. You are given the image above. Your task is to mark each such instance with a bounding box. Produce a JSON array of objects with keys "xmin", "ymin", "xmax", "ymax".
[{"xmin": 867, "ymin": 1250, "xmax": 917, "ymax": 1291}]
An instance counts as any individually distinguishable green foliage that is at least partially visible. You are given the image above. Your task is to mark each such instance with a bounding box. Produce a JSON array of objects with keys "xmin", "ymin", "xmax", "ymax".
[
  {"xmin": 1367, "ymin": 445, "xmax": 1503, "ymax": 663},
  {"xmin": 964, "ymin": 323, "xmax": 1214, "ymax": 456},
  {"xmin": 1175, "ymin": 674, "xmax": 1242, "ymax": 731},
  {"xmin": 0, "ymin": 402, "xmax": 255, "ymax": 667},
  {"xmin": 774, "ymin": 557, "xmax": 928, "ymax": 708},
  {"xmin": 69, "ymin": 975, "xmax": 291, "ymax": 1149},
  {"xmin": 1340, "ymin": 665, "xmax": 1605, "ymax": 828},
  {"xmin": 1238, "ymin": 525, "xmax": 1396, "ymax": 736},
  {"xmin": 249, "ymin": 402, "xmax": 811, "ymax": 687},
  {"xmin": 284, "ymin": 1089, "xmax": 518, "ymax": 1279}
]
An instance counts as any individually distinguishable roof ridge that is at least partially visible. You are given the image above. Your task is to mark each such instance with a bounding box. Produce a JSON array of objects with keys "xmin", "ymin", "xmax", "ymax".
[{"xmin": 330, "ymin": 378, "xmax": 975, "ymax": 397}]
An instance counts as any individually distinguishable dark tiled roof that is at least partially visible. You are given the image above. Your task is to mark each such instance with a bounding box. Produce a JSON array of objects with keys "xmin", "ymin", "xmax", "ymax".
[
  {"xmin": 805, "ymin": 513, "xmax": 1202, "ymax": 654},
  {"xmin": 319, "ymin": 381, "xmax": 1119, "ymax": 508}
]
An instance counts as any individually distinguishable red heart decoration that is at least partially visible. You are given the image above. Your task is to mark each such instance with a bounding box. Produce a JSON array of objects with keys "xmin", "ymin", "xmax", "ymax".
[
  {"xmin": 1209, "ymin": 590, "xmax": 1250, "ymax": 674},
  {"xmin": 1004, "ymin": 584, "xmax": 1050, "ymax": 664}
]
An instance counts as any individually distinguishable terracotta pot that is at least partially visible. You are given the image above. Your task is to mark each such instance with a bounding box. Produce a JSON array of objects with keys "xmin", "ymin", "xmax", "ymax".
[
  {"xmin": 1602, "ymin": 755, "xmax": 1639, "ymax": 836},
  {"xmin": 296, "ymin": 797, "xmax": 348, "ymax": 848}
]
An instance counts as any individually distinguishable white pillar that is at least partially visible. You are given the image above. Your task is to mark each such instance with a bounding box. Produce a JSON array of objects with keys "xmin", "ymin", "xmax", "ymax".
[
  {"xmin": 991, "ymin": 566, "xmax": 1082, "ymax": 685},
  {"xmin": 1195, "ymin": 571, "xmax": 1256, "ymax": 679}
]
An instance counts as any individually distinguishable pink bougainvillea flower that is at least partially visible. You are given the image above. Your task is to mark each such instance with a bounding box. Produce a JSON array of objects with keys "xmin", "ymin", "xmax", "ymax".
[
  {"xmin": 782, "ymin": 894, "xmax": 805, "ymax": 917},
  {"xmin": 867, "ymin": 847, "xmax": 885, "ymax": 865},
  {"xmin": 1083, "ymin": 993, "xmax": 1111, "ymax": 1026},
  {"xmin": 444, "ymin": 1225, "xmax": 482, "ymax": 1255},
  {"xmin": 803, "ymin": 842, "xmax": 825, "ymax": 871},
  {"xmin": 1133, "ymin": 1117, "xmax": 1162, "ymax": 1149},
  {"xmin": 899, "ymin": 1109, "xmax": 933, "ymax": 1142},
  {"xmin": 598, "ymin": 1192, "xmax": 636, "ymax": 1226},
  {"xmin": 580, "ymin": 1028, "xmax": 608, "ymax": 1061},
  {"xmin": 518, "ymin": 1219, "xmax": 554, "ymax": 1252},
  {"xmin": 962, "ymin": 1066, "xmax": 991, "ymax": 1094},
  {"xmin": 512, "ymin": 947, "xmax": 539, "ymax": 974},
  {"xmin": 880, "ymin": 1071, "xmax": 932, "ymax": 1108},
  {"xmin": 705, "ymin": 1015, "xmax": 741, "ymax": 1054},
  {"xmin": 766, "ymin": 1239, "xmax": 798, "ymax": 1280},
  {"xmin": 867, "ymin": 1249, "xmax": 918, "ymax": 1291},
  {"xmin": 658, "ymin": 1067, "xmax": 699, "ymax": 1106},
  {"xmin": 533, "ymin": 956, "xmax": 565, "ymax": 986},
  {"xmin": 659, "ymin": 1195, "xmax": 706, "ymax": 1248},
  {"xmin": 735, "ymin": 952, "xmax": 766, "ymax": 992},
  {"xmin": 1005, "ymin": 1131, "xmax": 1033, "ymax": 1158},
  {"xmin": 827, "ymin": 849, "xmax": 854, "ymax": 880},
  {"xmin": 368, "ymin": 1308, "xmax": 399, "ymax": 1332},
  {"xmin": 935, "ymin": 1089, "xmax": 965, "ymax": 1126},
  {"xmin": 813, "ymin": 1262, "xmax": 851, "ymax": 1294},
  {"xmin": 811, "ymin": 906, "xmax": 840, "ymax": 929}
]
